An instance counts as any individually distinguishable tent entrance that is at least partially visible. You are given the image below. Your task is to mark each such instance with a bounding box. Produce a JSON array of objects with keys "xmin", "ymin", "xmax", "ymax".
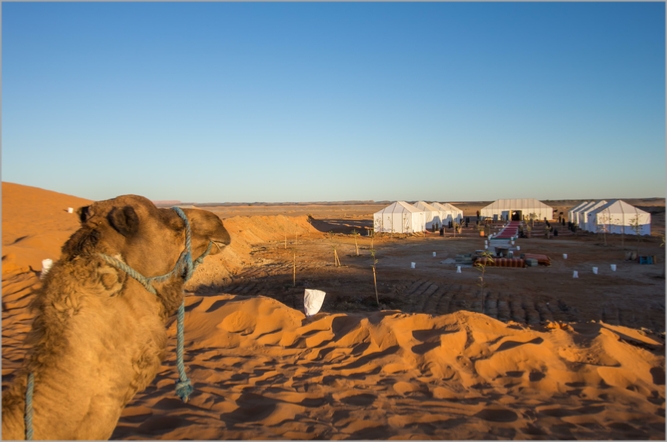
[{"xmin": 511, "ymin": 210, "xmax": 522, "ymax": 221}]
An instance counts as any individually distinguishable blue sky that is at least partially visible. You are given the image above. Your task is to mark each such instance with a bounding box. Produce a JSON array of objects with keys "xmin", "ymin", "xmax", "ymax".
[{"xmin": 2, "ymin": 2, "xmax": 665, "ymax": 203}]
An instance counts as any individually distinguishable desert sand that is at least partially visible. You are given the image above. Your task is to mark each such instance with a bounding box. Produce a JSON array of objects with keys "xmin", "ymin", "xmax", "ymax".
[{"xmin": 2, "ymin": 182, "xmax": 665, "ymax": 440}]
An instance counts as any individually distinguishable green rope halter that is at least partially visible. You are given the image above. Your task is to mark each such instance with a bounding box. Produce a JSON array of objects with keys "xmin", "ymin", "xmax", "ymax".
[{"xmin": 97, "ymin": 206, "xmax": 212, "ymax": 401}]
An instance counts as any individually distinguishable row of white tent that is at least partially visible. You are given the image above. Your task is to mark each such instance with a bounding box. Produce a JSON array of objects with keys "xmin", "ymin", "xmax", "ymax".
[
  {"xmin": 568, "ymin": 200, "xmax": 651, "ymax": 236},
  {"xmin": 373, "ymin": 201, "xmax": 463, "ymax": 233}
]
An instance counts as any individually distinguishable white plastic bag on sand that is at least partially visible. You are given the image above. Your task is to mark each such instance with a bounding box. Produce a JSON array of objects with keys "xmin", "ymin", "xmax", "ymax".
[
  {"xmin": 304, "ymin": 289, "xmax": 326, "ymax": 317},
  {"xmin": 41, "ymin": 259, "xmax": 53, "ymax": 279}
]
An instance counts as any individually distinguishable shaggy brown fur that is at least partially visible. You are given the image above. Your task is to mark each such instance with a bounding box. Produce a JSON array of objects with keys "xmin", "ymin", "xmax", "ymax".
[{"xmin": 2, "ymin": 195, "xmax": 231, "ymax": 440}]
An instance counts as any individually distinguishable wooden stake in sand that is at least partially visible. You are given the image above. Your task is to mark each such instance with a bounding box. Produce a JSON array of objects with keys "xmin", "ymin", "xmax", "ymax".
[
  {"xmin": 351, "ymin": 229, "xmax": 360, "ymax": 256},
  {"xmin": 327, "ymin": 232, "xmax": 342, "ymax": 267},
  {"xmin": 371, "ymin": 249, "xmax": 379, "ymax": 307},
  {"xmin": 476, "ymin": 250, "xmax": 494, "ymax": 291},
  {"xmin": 293, "ymin": 248, "xmax": 296, "ymax": 287}
]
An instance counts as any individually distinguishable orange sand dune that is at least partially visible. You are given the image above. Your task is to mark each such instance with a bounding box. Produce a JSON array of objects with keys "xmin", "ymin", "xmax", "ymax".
[
  {"xmin": 185, "ymin": 214, "xmax": 322, "ymax": 289},
  {"xmin": 2, "ymin": 182, "xmax": 92, "ymax": 274},
  {"xmin": 2, "ymin": 182, "xmax": 665, "ymax": 440},
  {"xmin": 107, "ymin": 293, "xmax": 664, "ymax": 439}
]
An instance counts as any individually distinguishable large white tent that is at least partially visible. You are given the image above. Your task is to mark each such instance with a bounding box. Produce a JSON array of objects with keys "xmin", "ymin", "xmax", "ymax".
[
  {"xmin": 567, "ymin": 201, "xmax": 589, "ymax": 223},
  {"xmin": 570, "ymin": 201, "xmax": 599, "ymax": 227},
  {"xmin": 480, "ymin": 199, "xmax": 553, "ymax": 221},
  {"xmin": 432, "ymin": 202, "xmax": 463, "ymax": 224},
  {"xmin": 414, "ymin": 201, "xmax": 443, "ymax": 229},
  {"xmin": 373, "ymin": 201, "xmax": 426, "ymax": 234},
  {"xmin": 579, "ymin": 200, "xmax": 608, "ymax": 230},
  {"xmin": 585, "ymin": 200, "xmax": 651, "ymax": 235}
]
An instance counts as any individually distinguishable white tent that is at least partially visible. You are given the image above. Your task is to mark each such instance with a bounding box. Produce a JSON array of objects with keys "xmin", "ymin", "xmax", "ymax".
[
  {"xmin": 414, "ymin": 201, "xmax": 443, "ymax": 229},
  {"xmin": 373, "ymin": 201, "xmax": 426, "ymax": 234},
  {"xmin": 568, "ymin": 201, "xmax": 589, "ymax": 223},
  {"xmin": 570, "ymin": 201, "xmax": 599, "ymax": 227},
  {"xmin": 432, "ymin": 202, "xmax": 463, "ymax": 224},
  {"xmin": 430, "ymin": 202, "xmax": 452, "ymax": 224},
  {"xmin": 579, "ymin": 200, "xmax": 608, "ymax": 231},
  {"xmin": 444, "ymin": 203, "xmax": 464, "ymax": 223},
  {"xmin": 480, "ymin": 199, "xmax": 553, "ymax": 222},
  {"xmin": 587, "ymin": 200, "xmax": 651, "ymax": 235}
]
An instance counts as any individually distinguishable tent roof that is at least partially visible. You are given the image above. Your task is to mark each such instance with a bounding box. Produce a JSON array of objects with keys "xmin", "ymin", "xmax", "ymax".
[
  {"xmin": 569, "ymin": 201, "xmax": 590, "ymax": 213},
  {"xmin": 482, "ymin": 198, "xmax": 553, "ymax": 211},
  {"xmin": 375, "ymin": 201, "xmax": 423, "ymax": 215},
  {"xmin": 589, "ymin": 199, "xmax": 650, "ymax": 216},
  {"xmin": 414, "ymin": 201, "xmax": 440, "ymax": 212},
  {"xmin": 580, "ymin": 200, "xmax": 608, "ymax": 212},
  {"xmin": 434, "ymin": 202, "xmax": 462, "ymax": 212}
]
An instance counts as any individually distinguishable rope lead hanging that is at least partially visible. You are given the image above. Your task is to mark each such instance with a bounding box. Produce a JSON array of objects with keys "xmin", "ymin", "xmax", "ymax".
[
  {"xmin": 174, "ymin": 300, "xmax": 193, "ymax": 402},
  {"xmin": 171, "ymin": 207, "xmax": 195, "ymax": 402},
  {"xmin": 25, "ymin": 372, "xmax": 34, "ymax": 440}
]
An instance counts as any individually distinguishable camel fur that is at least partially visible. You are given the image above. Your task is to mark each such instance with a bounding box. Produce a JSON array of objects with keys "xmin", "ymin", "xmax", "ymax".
[{"xmin": 2, "ymin": 195, "xmax": 231, "ymax": 440}]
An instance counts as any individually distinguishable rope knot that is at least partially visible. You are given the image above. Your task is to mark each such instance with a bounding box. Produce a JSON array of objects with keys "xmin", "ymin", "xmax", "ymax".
[{"xmin": 175, "ymin": 378, "xmax": 193, "ymax": 402}]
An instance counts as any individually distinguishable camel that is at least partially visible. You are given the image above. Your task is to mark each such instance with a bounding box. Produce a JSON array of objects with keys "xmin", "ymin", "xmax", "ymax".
[{"xmin": 2, "ymin": 195, "xmax": 231, "ymax": 440}]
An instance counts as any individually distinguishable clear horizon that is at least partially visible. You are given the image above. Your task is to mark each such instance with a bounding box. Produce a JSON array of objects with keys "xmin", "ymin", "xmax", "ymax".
[{"xmin": 2, "ymin": 2, "xmax": 665, "ymax": 203}]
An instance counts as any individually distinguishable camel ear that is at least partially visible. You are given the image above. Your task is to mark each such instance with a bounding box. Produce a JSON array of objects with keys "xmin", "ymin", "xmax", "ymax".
[
  {"xmin": 77, "ymin": 205, "xmax": 93, "ymax": 223},
  {"xmin": 107, "ymin": 206, "xmax": 140, "ymax": 237}
]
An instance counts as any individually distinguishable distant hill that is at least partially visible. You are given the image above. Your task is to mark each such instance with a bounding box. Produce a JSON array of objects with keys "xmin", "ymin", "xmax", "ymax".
[{"xmin": 194, "ymin": 200, "xmax": 382, "ymax": 207}]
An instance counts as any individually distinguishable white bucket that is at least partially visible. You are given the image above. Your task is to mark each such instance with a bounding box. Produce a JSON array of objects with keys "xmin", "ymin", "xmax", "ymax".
[
  {"xmin": 516, "ymin": 246, "xmax": 520, "ymax": 251},
  {"xmin": 456, "ymin": 266, "xmax": 461, "ymax": 273},
  {"xmin": 573, "ymin": 270, "xmax": 579, "ymax": 278},
  {"xmin": 304, "ymin": 289, "xmax": 326, "ymax": 317},
  {"xmin": 67, "ymin": 207, "xmax": 74, "ymax": 214},
  {"xmin": 40, "ymin": 259, "xmax": 53, "ymax": 279},
  {"xmin": 592, "ymin": 267, "xmax": 598, "ymax": 275},
  {"xmin": 432, "ymin": 252, "xmax": 436, "ymax": 257},
  {"xmin": 563, "ymin": 253, "xmax": 568, "ymax": 259},
  {"xmin": 411, "ymin": 262, "xmax": 416, "ymax": 269},
  {"xmin": 511, "ymin": 240, "xmax": 515, "ymax": 245},
  {"xmin": 610, "ymin": 264, "xmax": 617, "ymax": 272}
]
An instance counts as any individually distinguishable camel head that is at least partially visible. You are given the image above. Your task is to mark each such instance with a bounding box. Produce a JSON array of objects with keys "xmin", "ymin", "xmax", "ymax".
[{"xmin": 62, "ymin": 194, "xmax": 231, "ymax": 289}]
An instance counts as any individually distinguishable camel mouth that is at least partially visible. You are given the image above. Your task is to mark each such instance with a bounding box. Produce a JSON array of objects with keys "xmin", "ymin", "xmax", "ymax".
[{"xmin": 212, "ymin": 240, "xmax": 230, "ymax": 252}]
